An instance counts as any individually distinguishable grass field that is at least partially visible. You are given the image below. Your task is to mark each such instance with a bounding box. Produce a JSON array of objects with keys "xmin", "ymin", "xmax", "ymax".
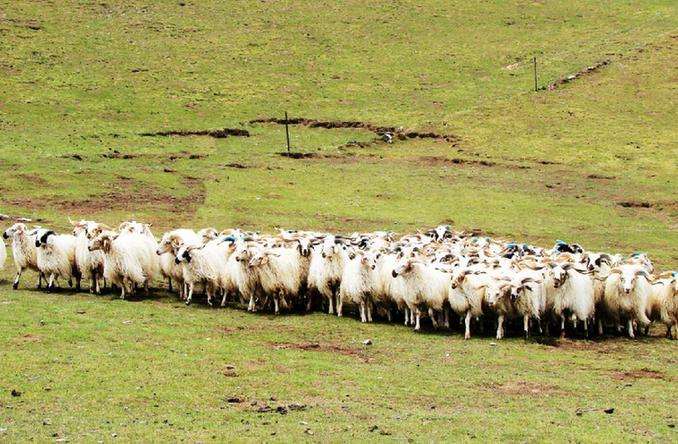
[{"xmin": 1, "ymin": 0, "xmax": 677, "ymax": 441}]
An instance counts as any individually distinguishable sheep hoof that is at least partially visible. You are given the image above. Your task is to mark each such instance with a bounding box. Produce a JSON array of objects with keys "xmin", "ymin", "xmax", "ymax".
[
  {"xmin": 185, "ymin": 301, "xmax": 191, "ymax": 306},
  {"xmin": 12, "ymin": 282, "xmax": 18, "ymax": 290}
]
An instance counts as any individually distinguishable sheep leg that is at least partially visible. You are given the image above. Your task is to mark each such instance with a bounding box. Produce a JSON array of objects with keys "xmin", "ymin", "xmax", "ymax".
[
  {"xmin": 497, "ymin": 315, "xmax": 505, "ymax": 340},
  {"xmin": 560, "ymin": 316, "xmax": 566, "ymax": 339},
  {"xmin": 185, "ymin": 283, "xmax": 194, "ymax": 306},
  {"xmin": 13, "ymin": 269, "xmax": 22, "ymax": 290},
  {"xmin": 47, "ymin": 274, "xmax": 56, "ymax": 292},
  {"xmin": 524, "ymin": 315, "xmax": 530, "ymax": 340},
  {"xmin": 221, "ymin": 291, "xmax": 228, "ymax": 307},
  {"xmin": 443, "ymin": 308, "xmax": 450, "ymax": 329},
  {"xmin": 75, "ymin": 275, "xmax": 81, "ymax": 292},
  {"xmin": 404, "ymin": 307, "xmax": 409, "ymax": 326},
  {"xmin": 90, "ymin": 273, "xmax": 97, "ymax": 294},
  {"xmin": 429, "ymin": 308, "xmax": 439, "ymax": 329},
  {"xmin": 145, "ymin": 280, "xmax": 150, "ymax": 297},
  {"xmin": 328, "ymin": 294, "xmax": 335, "ymax": 315},
  {"xmin": 68, "ymin": 278, "xmax": 73, "ymax": 288},
  {"xmin": 247, "ymin": 295, "xmax": 255, "ymax": 312},
  {"xmin": 273, "ymin": 293, "xmax": 280, "ymax": 314},
  {"xmin": 366, "ymin": 302, "xmax": 372, "ymax": 323},
  {"xmin": 167, "ymin": 277, "xmax": 173, "ymax": 292},
  {"xmin": 464, "ymin": 311, "xmax": 472, "ymax": 340},
  {"xmin": 583, "ymin": 319, "xmax": 589, "ymax": 338},
  {"xmin": 627, "ymin": 318, "xmax": 635, "ymax": 338},
  {"xmin": 95, "ymin": 275, "xmax": 101, "ymax": 294},
  {"xmin": 337, "ymin": 296, "xmax": 343, "ymax": 317},
  {"xmin": 359, "ymin": 302, "xmax": 366, "ymax": 323},
  {"xmin": 414, "ymin": 309, "xmax": 421, "ymax": 331},
  {"xmin": 206, "ymin": 285, "xmax": 213, "ymax": 307},
  {"xmin": 597, "ymin": 318, "xmax": 604, "ymax": 336}
]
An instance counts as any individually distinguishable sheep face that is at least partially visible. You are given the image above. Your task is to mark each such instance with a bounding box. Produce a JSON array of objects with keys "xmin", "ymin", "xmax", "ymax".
[
  {"xmin": 4, "ymin": 223, "xmax": 28, "ymax": 240},
  {"xmin": 297, "ymin": 238, "xmax": 312, "ymax": 257},
  {"xmin": 198, "ymin": 228, "xmax": 219, "ymax": 243},
  {"xmin": 485, "ymin": 281, "xmax": 509, "ymax": 308},
  {"xmin": 175, "ymin": 245, "xmax": 193, "ymax": 264},
  {"xmin": 614, "ymin": 268, "xmax": 649, "ymax": 294},
  {"xmin": 551, "ymin": 265, "xmax": 569, "ymax": 289},
  {"xmin": 157, "ymin": 234, "xmax": 181, "ymax": 255},
  {"xmin": 508, "ymin": 277, "xmax": 540, "ymax": 302},
  {"xmin": 89, "ymin": 232, "xmax": 117, "ymax": 253},
  {"xmin": 392, "ymin": 259, "xmax": 416, "ymax": 278},
  {"xmin": 320, "ymin": 236, "xmax": 342, "ymax": 258},
  {"xmin": 365, "ymin": 251, "xmax": 381, "ymax": 270}
]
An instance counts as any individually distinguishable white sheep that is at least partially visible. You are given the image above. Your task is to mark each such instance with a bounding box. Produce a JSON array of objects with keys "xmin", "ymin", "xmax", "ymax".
[
  {"xmin": 391, "ymin": 256, "xmax": 450, "ymax": 331},
  {"xmin": 156, "ymin": 229, "xmax": 201, "ymax": 299},
  {"xmin": 603, "ymin": 264, "xmax": 652, "ymax": 338},
  {"xmin": 247, "ymin": 243, "xmax": 306, "ymax": 314},
  {"xmin": 338, "ymin": 248, "xmax": 374, "ymax": 322},
  {"xmin": 307, "ymin": 235, "xmax": 346, "ymax": 315},
  {"xmin": 505, "ymin": 270, "xmax": 546, "ymax": 339},
  {"xmin": 3, "ymin": 223, "xmax": 44, "ymax": 289},
  {"xmin": 34, "ymin": 228, "xmax": 80, "ymax": 291},
  {"xmin": 226, "ymin": 239, "xmax": 263, "ymax": 312},
  {"xmin": 89, "ymin": 231, "xmax": 156, "ymax": 299},
  {"xmin": 647, "ymin": 273, "xmax": 677, "ymax": 338},
  {"xmin": 546, "ymin": 263, "xmax": 595, "ymax": 337},
  {"xmin": 0, "ymin": 233, "xmax": 6, "ymax": 272},
  {"xmin": 70, "ymin": 219, "xmax": 106, "ymax": 294},
  {"xmin": 175, "ymin": 238, "xmax": 230, "ymax": 306},
  {"xmin": 450, "ymin": 267, "xmax": 490, "ymax": 339}
]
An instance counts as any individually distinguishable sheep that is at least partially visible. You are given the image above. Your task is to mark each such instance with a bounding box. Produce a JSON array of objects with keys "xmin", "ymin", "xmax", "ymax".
[
  {"xmin": 483, "ymin": 274, "xmax": 517, "ymax": 340},
  {"xmin": 34, "ymin": 228, "xmax": 80, "ymax": 291},
  {"xmin": 546, "ymin": 263, "xmax": 595, "ymax": 337},
  {"xmin": 247, "ymin": 242, "xmax": 307, "ymax": 314},
  {"xmin": 645, "ymin": 273, "xmax": 677, "ymax": 338},
  {"xmin": 654, "ymin": 273, "xmax": 678, "ymax": 339},
  {"xmin": 89, "ymin": 231, "xmax": 156, "ymax": 299},
  {"xmin": 3, "ymin": 223, "xmax": 44, "ymax": 289},
  {"xmin": 391, "ymin": 256, "xmax": 450, "ymax": 331},
  {"xmin": 365, "ymin": 249, "xmax": 400, "ymax": 322},
  {"xmin": 338, "ymin": 248, "xmax": 374, "ymax": 322},
  {"xmin": 603, "ymin": 264, "xmax": 652, "ymax": 338},
  {"xmin": 581, "ymin": 253, "xmax": 613, "ymax": 335},
  {"xmin": 156, "ymin": 229, "xmax": 201, "ymax": 299},
  {"xmin": 0, "ymin": 233, "xmax": 6, "ymax": 272},
  {"xmin": 175, "ymin": 238, "xmax": 230, "ymax": 306},
  {"xmin": 226, "ymin": 239, "xmax": 263, "ymax": 312},
  {"xmin": 450, "ymin": 267, "xmax": 490, "ymax": 339},
  {"xmin": 70, "ymin": 219, "xmax": 106, "ymax": 294},
  {"xmin": 307, "ymin": 235, "xmax": 346, "ymax": 315},
  {"xmin": 504, "ymin": 270, "xmax": 546, "ymax": 339}
]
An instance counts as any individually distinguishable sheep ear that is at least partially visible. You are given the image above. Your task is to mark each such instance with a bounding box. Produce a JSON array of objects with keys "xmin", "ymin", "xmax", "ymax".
[
  {"xmin": 68, "ymin": 216, "xmax": 76, "ymax": 226},
  {"xmin": 609, "ymin": 268, "xmax": 622, "ymax": 274},
  {"xmin": 635, "ymin": 270, "xmax": 649, "ymax": 279}
]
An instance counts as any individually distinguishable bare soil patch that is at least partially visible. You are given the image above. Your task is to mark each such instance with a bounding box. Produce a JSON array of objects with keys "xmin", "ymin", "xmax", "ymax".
[
  {"xmin": 251, "ymin": 116, "xmax": 460, "ymax": 143},
  {"xmin": 140, "ymin": 128, "xmax": 250, "ymax": 138},
  {"xmin": 483, "ymin": 380, "xmax": 564, "ymax": 396},
  {"xmin": 546, "ymin": 59, "xmax": 611, "ymax": 91},
  {"xmin": 271, "ymin": 341, "xmax": 373, "ymax": 363},
  {"xmin": 617, "ymin": 201, "xmax": 652, "ymax": 208},
  {"xmin": 611, "ymin": 369, "xmax": 665, "ymax": 381}
]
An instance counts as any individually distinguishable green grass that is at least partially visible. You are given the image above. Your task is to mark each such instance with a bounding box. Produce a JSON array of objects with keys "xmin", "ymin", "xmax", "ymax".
[
  {"xmin": 0, "ymin": 1, "xmax": 677, "ymax": 441},
  {"xmin": 1, "ymin": 286, "xmax": 677, "ymax": 442}
]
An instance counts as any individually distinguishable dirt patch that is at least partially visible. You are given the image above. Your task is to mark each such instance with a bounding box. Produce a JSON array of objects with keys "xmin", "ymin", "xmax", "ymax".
[
  {"xmin": 140, "ymin": 128, "xmax": 250, "ymax": 138},
  {"xmin": 546, "ymin": 59, "xmax": 611, "ymax": 91},
  {"xmin": 223, "ymin": 162, "xmax": 249, "ymax": 169},
  {"xmin": 61, "ymin": 154, "xmax": 84, "ymax": 161},
  {"xmin": 251, "ymin": 116, "xmax": 459, "ymax": 143},
  {"xmin": 278, "ymin": 152, "xmax": 317, "ymax": 159},
  {"xmin": 101, "ymin": 150, "xmax": 139, "ymax": 159},
  {"xmin": 618, "ymin": 201, "xmax": 652, "ymax": 208},
  {"xmin": 5, "ymin": 175, "xmax": 205, "ymax": 223},
  {"xmin": 4, "ymin": 18, "xmax": 42, "ymax": 31},
  {"xmin": 587, "ymin": 174, "xmax": 616, "ymax": 180},
  {"xmin": 611, "ymin": 369, "xmax": 665, "ymax": 381},
  {"xmin": 271, "ymin": 342, "xmax": 373, "ymax": 363},
  {"xmin": 167, "ymin": 151, "xmax": 207, "ymax": 161},
  {"xmin": 419, "ymin": 156, "xmax": 497, "ymax": 167},
  {"xmin": 13, "ymin": 173, "xmax": 49, "ymax": 187},
  {"xmin": 483, "ymin": 380, "xmax": 564, "ymax": 396}
]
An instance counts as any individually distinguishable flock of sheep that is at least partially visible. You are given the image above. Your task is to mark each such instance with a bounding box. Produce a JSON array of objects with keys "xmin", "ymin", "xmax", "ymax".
[{"xmin": 1, "ymin": 219, "xmax": 676, "ymax": 340}]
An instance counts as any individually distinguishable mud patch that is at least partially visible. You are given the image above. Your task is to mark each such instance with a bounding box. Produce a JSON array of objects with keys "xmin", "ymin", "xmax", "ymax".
[
  {"xmin": 483, "ymin": 380, "xmax": 564, "ymax": 396},
  {"xmin": 140, "ymin": 128, "xmax": 250, "ymax": 138},
  {"xmin": 611, "ymin": 369, "xmax": 665, "ymax": 381},
  {"xmin": 271, "ymin": 342, "xmax": 373, "ymax": 363},
  {"xmin": 101, "ymin": 150, "xmax": 139, "ymax": 159},
  {"xmin": 251, "ymin": 116, "xmax": 459, "ymax": 143},
  {"xmin": 618, "ymin": 201, "xmax": 652, "ymax": 208},
  {"xmin": 587, "ymin": 174, "xmax": 616, "ymax": 180},
  {"xmin": 223, "ymin": 162, "xmax": 249, "ymax": 169},
  {"xmin": 278, "ymin": 152, "xmax": 316, "ymax": 159},
  {"xmin": 546, "ymin": 59, "xmax": 611, "ymax": 91},
  {"xmin": 419, "ymin": 156, "xmax": 497, "ymax": 167}
]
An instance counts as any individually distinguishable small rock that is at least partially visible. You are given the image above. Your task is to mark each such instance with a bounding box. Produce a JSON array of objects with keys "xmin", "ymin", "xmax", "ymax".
[
  {"xmin": 269, "ymin": 396, "xmax": 277, "ymax": 401},
  {"xmin": 363, "ymin": 339, "xmax": 373, "ymax": 346},
  {"xmin": 369, "ymin": 425, "xmax": 379, "ymax": 433},
  {"xmin": 226, "ymin": 397, "xmax": 242, "ymax": 403},
  {"xmin": 276, "ymin": 406, "xmax": 288, "ymax": 415},
  {"xmin": 604, "ymin": 408, "xmax": 615, "ymax": 414},
  {"xmin": 11, "ymin": 389, "xmax": 21, "ymax": 397},
  {"xmin": 304, "ymin": 429, "xmax": 314, "ymax": 435},
  {"xmin": 163, "ymin": 167, "xmax": 176, "ymax": 173},
  {"xmin": 43, "ymin": 419, "xmax": 51, "ymax": 425},
  {"xmin": 122, "ymin": 320, "xmax": 132, "ymax": 325},
  {"xmin": 668, "ymin": 423, "xmax": 675, "ymax": 428},
  {"xmin": 225, "ymin": 364, "xmax": 236, "ymax": 370},
  {"xmin": 76, "ymin": 309, "xmax": 86, "ymax": 314},
  {"xmin": 111, "ymin": 433, "xmax": 117, "ymax": 438},
  {"xmin": 299, "ymin": 421, "xmax": 308, "ymax": 426},
  {"xmin": 575, "ymin": 409, "xmax": 583, "ymax": 416},
  {"xmin": 489, "ymin": 342, "xmax": 497, "ymax": 347}
]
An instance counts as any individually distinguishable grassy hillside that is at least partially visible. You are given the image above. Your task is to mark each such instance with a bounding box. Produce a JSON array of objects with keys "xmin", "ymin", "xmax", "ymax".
[{"xmin": 0, "ymin": 1, "xmax": 676, "ymax": 441}]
